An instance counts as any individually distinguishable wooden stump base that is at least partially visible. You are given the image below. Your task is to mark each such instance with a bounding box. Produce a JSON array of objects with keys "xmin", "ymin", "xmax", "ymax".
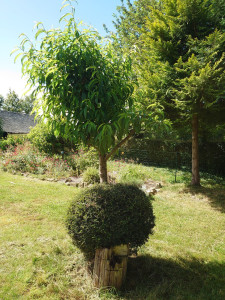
[{"xmin": 93, "ymin": 244, "xmax": 129, "ymax": 289}]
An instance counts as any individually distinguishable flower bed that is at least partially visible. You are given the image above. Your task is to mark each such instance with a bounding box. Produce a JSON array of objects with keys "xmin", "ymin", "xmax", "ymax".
[{"xmin": 1, "ymin": 142, "xmax": 98, "ymax": 179}]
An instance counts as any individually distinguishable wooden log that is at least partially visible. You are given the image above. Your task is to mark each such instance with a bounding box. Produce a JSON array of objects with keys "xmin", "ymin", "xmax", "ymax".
[{"xmin": 93, "ymin": 244, "xmax": 129, "ymax": 289}]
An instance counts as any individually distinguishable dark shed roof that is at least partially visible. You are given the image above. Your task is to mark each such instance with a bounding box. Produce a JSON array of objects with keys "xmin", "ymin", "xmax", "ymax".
[{"xmin": 0, "ymin": 110, "xmax": 36, "ymax": 134}]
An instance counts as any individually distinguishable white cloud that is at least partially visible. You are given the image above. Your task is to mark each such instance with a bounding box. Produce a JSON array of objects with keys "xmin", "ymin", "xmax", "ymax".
[{"xmin": 0, "ymin": 70, "xmax": 28, "ymax": 98}]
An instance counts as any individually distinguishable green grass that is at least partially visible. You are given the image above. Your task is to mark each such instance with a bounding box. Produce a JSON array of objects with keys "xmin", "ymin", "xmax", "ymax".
[{"xmin": 0, "ymin": 167, "xmax": 224, "ymax": 299}]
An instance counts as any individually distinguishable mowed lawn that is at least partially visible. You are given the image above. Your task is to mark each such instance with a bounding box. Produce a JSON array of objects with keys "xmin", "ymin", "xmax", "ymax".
[{"xmin": 0, "ymin": 169, "xmax": 224, "ymax": 300}]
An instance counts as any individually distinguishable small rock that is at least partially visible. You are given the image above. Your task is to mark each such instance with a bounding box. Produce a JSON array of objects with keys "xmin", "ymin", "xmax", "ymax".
[
  {"xmin": 141, "ymin": 180, "xmax": 162, "ymax": 196},
  {"xmin": 156, "ymin": 182, "xmax": 162, "ymax": 188},
  {"xmin": 65, "ymin": 178, "xmax": 72, "ymax": 183},
  {"xmin": 65, "ymin": 177, "xmax": 82, "ymax": 187},
  {"xmin": 58, "ymin": 178, "xmax": 66, "ymax": 183},
  {"xmin": 148, "ymin": 188, "xmax": 157, "ymax": 195},
  {"xmin": 46, "ymin": 178, "xmax": 54, "ymax": 182},
  {"xmin": 69, "ymin": 182, "xmax": 80, "ymax": 187}
]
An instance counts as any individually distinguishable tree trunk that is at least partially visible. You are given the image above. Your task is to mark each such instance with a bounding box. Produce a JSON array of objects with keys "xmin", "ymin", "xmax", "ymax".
[
  {"xmin": 93, "ymin": 245, "xmax": 129, "ymax": 289},
  {"xmin": 191, "ymin": 113, "xmax": 200, "ymax": 186},
  {"xmin": 99, "ymin": 153, "xmax": 108, "ymax": 183}
]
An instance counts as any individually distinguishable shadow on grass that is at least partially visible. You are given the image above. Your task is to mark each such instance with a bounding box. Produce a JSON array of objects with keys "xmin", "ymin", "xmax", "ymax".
[
  {"xmin": 119, "ymin": 255, "xmax": 225, "ymax": 300},
  {"xmin": 183, "ymin": 185, "xmax": 225, "ymax": 213}
]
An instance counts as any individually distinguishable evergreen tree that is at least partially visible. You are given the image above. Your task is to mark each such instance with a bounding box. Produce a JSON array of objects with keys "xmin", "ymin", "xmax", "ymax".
[{"xmin": 114, "ymin": 0, "xmax": 225, "ymax": 185}]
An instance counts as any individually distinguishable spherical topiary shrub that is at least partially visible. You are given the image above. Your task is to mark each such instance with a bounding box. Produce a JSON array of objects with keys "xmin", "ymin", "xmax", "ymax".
[{"xmin": 66, "ymin": 184, "xmax": 155, "ymax": 259}]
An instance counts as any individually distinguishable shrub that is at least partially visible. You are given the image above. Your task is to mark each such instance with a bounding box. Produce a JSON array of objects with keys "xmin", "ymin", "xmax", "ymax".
[
  {"xmin": 28, "ymin": 122, "xmax": 74, "ymax": 155},
  {"xmin": 2, "ymin": 143, "xmax": 46, "ymax": 174},
  {"xmin": 1, "ymin": 142, "xmax": 74, "ymax": 178},
  {"xmin": 73, "ymin": 148, "xmax": 99, "ymax": 175},
  {"xmin": 66, "ymin": 184, "xmax": 155, "ymax": 259},
  {"xmin": 0, "ymin": 135, "xmax": 28, "ymax": 150},
  {"xmin": 67, "ymin": 148, "xmax": 99, "ymax": 176},
  {"xmin": 82, "ymin": 167, "xmax": 100, "ymax": 185},
  {"xmin": 0, "ymin": 139, "xmax": 8, "ymax": 151},
  {"xmin": 0, "ymin": 140, "xmax": 99, "ymax": 178}
]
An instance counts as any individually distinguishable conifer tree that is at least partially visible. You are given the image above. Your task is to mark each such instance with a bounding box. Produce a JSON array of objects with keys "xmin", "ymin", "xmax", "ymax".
[{"xmin": 114, "ymin": 0, "xmax": 225, "ymax": 185}]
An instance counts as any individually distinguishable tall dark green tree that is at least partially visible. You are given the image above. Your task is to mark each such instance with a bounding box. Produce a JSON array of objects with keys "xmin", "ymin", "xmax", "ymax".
[{"xmin": 114, "ymin": 0, "xmax": 225, "ymax": 185}]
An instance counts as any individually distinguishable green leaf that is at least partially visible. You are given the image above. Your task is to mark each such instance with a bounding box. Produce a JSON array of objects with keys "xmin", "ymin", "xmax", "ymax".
[
  {"xmin": 84, "ymin": 107, "xmax": 87, "ymax": 118},
  {"xmin": 35, "ymin": 28, "xmax": 45, "ymax": 40},
  {"xmin": 14, "ymin": 52, "xmax": 23, "ymax": 63},
  {"xmin": 10, "ymin": 48, "xmax": 19, "ymax": 56},
  {"xmin": 33, "ymin": 21, "xmax": 44, "ymax": 29},
  {"xmin": 60, "ymin": 3, "xmax": 70, "ymax": 12},
  {"xmin": 59, "ymin": 12, "xmax": 72, "ymax": 23}
]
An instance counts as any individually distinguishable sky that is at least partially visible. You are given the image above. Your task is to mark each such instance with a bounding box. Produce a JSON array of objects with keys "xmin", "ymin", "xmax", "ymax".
[{"xmin": 0, "ymin": 0, "xmax": 124, "ymax": 98}]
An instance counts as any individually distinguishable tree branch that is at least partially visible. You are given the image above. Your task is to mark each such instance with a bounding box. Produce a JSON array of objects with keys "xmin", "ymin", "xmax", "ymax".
[{"xmin": 106, "ymin": 129, "xmax": 135, "ymax": 161}]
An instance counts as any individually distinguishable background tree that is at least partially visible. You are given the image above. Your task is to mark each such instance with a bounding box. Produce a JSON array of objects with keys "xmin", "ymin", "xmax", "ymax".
[
  {"xmin": 19, "ymin": 94, "xmax": 34, "ymax": 114},
  {"xmin": 2, "ymin": 89, "xmax": 34, "ymax": 114},
  {"xmin": 114, "ymin": 0, "xmax": 225, "ymax": 185},
  {"xmin": 14, "ymin": 1, "xmax": 162, "ymax": 183},
  {"xmin": 3, "ymin": 89, "xmax": 22, "ymax": 112},
  {"xmin": 0, "ymin": 94, "xmax": 4, "ymax": 109},
  {"xmin": 111, "ymin": 0, "xmax": 152, "ymax": 51}
]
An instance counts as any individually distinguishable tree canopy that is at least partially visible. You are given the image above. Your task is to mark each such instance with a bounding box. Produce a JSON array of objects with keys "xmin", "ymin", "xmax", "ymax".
[
  {"xmin": 15, "ymin": 0, "xmax": 156, "ymax": 182},
  {"xmin": 3, "ymin": 90, "xmax": 22, "ymax": 113},
  {"xmin": 114, "ymin": 0, "xmax": 225, "ymax": 185},
  {"xmin": 0, "ymin": 89, "xmax": 34, "ymax": 114}
]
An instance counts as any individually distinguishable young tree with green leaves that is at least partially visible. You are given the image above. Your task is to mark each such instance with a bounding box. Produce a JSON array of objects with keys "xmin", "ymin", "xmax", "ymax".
[
  {"xmin": 13, "ymin": 2, "xmax": 165, "ymax": 288},
  {"xmin": 114, "ymin": 0, "xmax": 225, "ymax": 185},
  {"xmin": 14, "ymin": 0, "xmax": 161, "ymax": 183}
]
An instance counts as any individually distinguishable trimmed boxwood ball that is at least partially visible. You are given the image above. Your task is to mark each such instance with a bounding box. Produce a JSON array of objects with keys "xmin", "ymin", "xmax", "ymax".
[{"xmin": 66, "ymin": 183, "xmax": 155, "ymax": 258}]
